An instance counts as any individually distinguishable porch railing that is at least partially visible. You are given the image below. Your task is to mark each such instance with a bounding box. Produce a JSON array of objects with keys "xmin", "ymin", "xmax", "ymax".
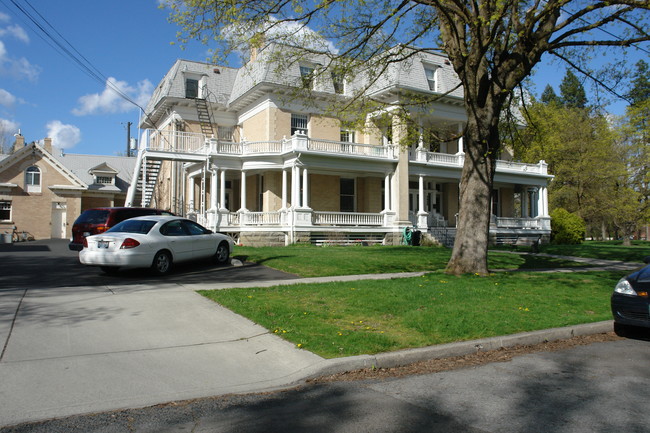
[
  {"xmin": 494, "ymin": 217, "xmax": 541, "ymax": 229},
  {"xmin": 244, "ymin": 211, "xmax": 282, "ymax": 225},
  {"xmin": 313, "ymin": 211, "xmax": 383, "ymax": 226}
]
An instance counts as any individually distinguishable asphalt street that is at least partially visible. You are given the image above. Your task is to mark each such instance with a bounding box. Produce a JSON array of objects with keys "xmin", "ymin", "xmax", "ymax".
[{"xmin": 2, "ymin": 337, "xmax": 649, "ymax": 433}]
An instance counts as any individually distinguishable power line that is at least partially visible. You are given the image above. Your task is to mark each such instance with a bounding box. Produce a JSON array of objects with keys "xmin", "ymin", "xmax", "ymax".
[{"xmin": 0, "ymin": 0, "xmax": 146, "ymax": 111}]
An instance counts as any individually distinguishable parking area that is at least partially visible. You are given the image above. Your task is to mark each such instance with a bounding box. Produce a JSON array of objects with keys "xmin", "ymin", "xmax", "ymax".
[{"xmin": 0, "ymin": 239, "xmax": 299, "ymax": 290}]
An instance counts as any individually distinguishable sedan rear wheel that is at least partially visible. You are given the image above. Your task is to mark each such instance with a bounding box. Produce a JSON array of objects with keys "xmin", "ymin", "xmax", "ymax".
[
  {"xmin": 214, "ymin": 241, "xmax": 230, "ymax": 265},
  {"xmin": 151, "ymin": 250, "xmax": 172, "ymax": 275}
]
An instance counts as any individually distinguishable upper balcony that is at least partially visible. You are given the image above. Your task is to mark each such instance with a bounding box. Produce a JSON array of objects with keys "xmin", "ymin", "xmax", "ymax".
[{"xmin": 142, "ymin": 129, "xmax": 548, "ymax": 176}]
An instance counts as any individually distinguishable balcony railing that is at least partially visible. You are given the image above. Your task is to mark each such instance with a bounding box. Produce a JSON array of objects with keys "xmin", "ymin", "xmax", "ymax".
[
  {"xmin": 494, "ymin": 217, "xmax": 545, "ymax": 229},
  {"xmin": 143, "ymin": 130, "xmax": 548, "ymax": 175},
  {"xmin": 415, "ymin": 148, "xmax": 549, "ymax": 175}
]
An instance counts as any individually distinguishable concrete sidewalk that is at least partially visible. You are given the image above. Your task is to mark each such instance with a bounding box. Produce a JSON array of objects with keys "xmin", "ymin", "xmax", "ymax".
[{"xmin": 0, "ymin": 254, "xmax": 637, "ymax": 427}]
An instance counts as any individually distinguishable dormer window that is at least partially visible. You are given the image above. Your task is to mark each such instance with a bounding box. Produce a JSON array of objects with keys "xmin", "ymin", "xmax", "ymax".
[
  {"xmin": 332, "ymin": 72, "xmax": 345, "ymax": 94},
  {"xmin": 299, "ymin": 65, "xmax": 315, "ymax": 89},
  {"xmin": 424, "ymin": 65, "xmax": 439, "ymax": 92},
  {"xmin": 95, "ymin": 176, "xmax": 114, "ymax": 185},
  {"xmin": 89, "ymin": 163, "xmax": 118, "ymax": 187},
  {"xmin": 185, "ymin": 78, "xmax": 199, "ymax": 98}
]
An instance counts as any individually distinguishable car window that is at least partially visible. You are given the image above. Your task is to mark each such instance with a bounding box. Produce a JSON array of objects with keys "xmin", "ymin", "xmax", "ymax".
[
  {"xmin": 107, "ymin": 219, "xmax": 156, "ymax": 234},
  {"xmin": 75, "ymin": 209, "xmax": 109, "ymax": 224},
  {"xmin": 182, "ymin": 220, "xmax": 210, "ymax": 235},
  {"xmin": 160, "ymin": 220, "xmax": 188, "ymax": 236}
]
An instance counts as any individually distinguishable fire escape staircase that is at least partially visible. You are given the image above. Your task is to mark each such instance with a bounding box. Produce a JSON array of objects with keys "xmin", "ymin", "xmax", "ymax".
[
  {"xmin": 126, "ymin": 157, "xmax": 162, "ymax": 208},
  {"xmin": 195, "ymin": 97, "xmax": 214, "ymax": 137}
]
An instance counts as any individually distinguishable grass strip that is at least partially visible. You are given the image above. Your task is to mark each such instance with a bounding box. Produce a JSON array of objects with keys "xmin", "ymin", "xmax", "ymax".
[
  {"xmin": 233, "ymin": 245, "xmax": 590, "ymax": 278},
  {"xmin": 200, "ymin": 270, "xmax": 621, "ymax": 359}
]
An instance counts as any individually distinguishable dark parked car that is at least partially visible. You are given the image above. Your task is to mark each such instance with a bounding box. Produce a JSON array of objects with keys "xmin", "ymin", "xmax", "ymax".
[
  {"xmin": 611, "ymin": 256, "xmax": 650, "ymax": 330},
  {"xmin": 69, "ymin": 207, "xmax": 173, "ymax": 251}
]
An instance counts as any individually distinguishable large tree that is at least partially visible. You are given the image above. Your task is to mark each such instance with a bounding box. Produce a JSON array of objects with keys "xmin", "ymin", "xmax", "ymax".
[{"xmin": 165, "ymin": 0, "xmax": 650, "ymax": 275}]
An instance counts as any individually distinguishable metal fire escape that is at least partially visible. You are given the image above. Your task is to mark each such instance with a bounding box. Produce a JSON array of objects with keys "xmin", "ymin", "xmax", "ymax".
[{"xmin": 126, "ymin": 88, "xmax": 216, "ymax": 210}]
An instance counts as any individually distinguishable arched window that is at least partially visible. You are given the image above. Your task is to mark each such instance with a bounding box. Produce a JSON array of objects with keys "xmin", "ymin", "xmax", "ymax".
[{"xmin": 25, "ymin": 166, "xmax": 41, "ymax": 193}]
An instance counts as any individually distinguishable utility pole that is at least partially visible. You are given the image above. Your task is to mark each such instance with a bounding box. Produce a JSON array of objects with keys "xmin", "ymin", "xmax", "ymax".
[{"xmin": 126, "ymin": 121, "xmax": 132, "ymax": 157}]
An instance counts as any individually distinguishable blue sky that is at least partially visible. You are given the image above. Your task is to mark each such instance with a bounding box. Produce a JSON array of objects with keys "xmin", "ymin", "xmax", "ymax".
[{"xmin": 0, "ymin": 1, "xmax": 645, "ymax": 156}]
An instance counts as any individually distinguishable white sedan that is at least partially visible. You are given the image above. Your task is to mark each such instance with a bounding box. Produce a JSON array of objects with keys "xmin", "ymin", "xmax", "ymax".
[{"xmin": 79, "ymin": 215, "xmax": 234, "ymax": 275}]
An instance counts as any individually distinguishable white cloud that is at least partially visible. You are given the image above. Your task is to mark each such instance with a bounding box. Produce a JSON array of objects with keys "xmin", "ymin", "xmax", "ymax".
[
  {"xmin": 0, "ymin": 12, "xmax": 10, "ymax": 24},
  {"xmin": 0, "ymin": 24, "xmax": 29, "ymax": 43},
  {"xmin": 0, "ymin": 88, "xmax": 16, "ymax": 106},
  {"xmin": 0, "ymin": 118, "xmax": 19, "ymax": 134},
  {"xmin": 73, "ymin": 77, "xmax": 154, "ymax": 116},
  {"xmin": 45, "ymin": 120, "xmax": 81, "ymax": 149},
  {"xmin": 0, "ymin": 40, "xmax": 41, "ymax": 82}
]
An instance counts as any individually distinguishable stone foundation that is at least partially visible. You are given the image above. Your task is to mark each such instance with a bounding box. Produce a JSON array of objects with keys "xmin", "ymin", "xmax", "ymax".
[{"xmin": 239, "ymin": 231, "xmax": 287, "ymax": 247}]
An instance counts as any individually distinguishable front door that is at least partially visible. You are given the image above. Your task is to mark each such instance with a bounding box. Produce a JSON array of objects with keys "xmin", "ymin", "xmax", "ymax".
[{"xmin": 51, "ymin": 202, "xmax": 66, "ymax": 239}]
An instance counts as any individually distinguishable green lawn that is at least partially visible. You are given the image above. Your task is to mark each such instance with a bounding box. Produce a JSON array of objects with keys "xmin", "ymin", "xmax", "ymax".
[
  {"xmin": 539, "ymin": 241, "xmax": 650, "ymax": 263},
  {"xmin": 199, "ymin": 242, "xmax": 645, "ymax": 358},
  {"xmin": 233, "ymin": 244, "xmax": 592, "ymax": 278},
  {"xmin": 201, "ymin": 270, "xmax": 621, "ymax": 358}
]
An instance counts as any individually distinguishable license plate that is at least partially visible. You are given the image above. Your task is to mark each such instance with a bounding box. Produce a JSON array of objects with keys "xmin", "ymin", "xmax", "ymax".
[{"xmin": 98, "ymin": 241, "xmax": 109, "ymax": 248}]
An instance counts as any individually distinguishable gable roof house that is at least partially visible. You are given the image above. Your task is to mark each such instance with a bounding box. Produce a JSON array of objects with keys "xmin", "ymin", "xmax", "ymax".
[
  {"xmin": 127, "ymin": 44, "xmax": 552, "ymax": 246},
  {"xmin": 0, "ymin": 134, "xmax": 136, "ymax": 241}
]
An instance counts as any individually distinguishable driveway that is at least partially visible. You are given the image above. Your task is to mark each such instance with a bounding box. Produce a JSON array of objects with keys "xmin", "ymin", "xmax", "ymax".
[{"xmin": 0, "ymin": 240, "xmax": 322, "ymax": 426}]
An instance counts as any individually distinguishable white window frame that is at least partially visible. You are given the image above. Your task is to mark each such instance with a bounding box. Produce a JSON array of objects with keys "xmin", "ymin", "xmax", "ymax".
[
  {"xmin": 340, "ymin": 129, "xmax": 355, "ymax": 143},
  {"xmin": 25, "ymin": 166, "xmax": 41, "ymax": 193},
  {"xmin": 95, "ymin": 175, "xmax": 115, "ymax": 185},
  {"xmin": 424, "ymin": 65, "xmax": 439, "ymax": 92},
  {"xmin": 0, "ymin": 200, "xmax": 11, "ymax": 221},
  {"xmin": 291, "ymin": 113, "xmax": 308, "ymax": 136},
  {"xmin": 217, "ymin": 126, "xmax": 234, "ymax": 142},
  {"xmin": 332, "ymin": 72, "xmax": 345, "ymax": 95},
  {"xmin": 299, "ymin": 65, "xmax": 315, "ymax": 89}
]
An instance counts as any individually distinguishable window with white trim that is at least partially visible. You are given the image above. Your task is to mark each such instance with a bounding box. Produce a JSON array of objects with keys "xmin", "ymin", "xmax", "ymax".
[
  {"xmin": 0, "ymin": 200, "xmax": 11, "ymax": 221},
  {"xmin": 291, "ymin": 114, "xmax": 308, "ymax": 136},
  {"xmin": 340, "ymin": 129, "xmax": 355, "ymax": 143},
  {"xmin": 424, "ymin": 65, "xmax": 439, "ymax": 92},
  {"xmin": 340, "ymin": 178, "xmax": 355, "ymax": 212},
  {"xmin": 299, "ymin": 65, "xmax": 315, "ymax": 89},
  {"xmin": 217, "ymin": 126, "xmax": 234, "ymax": 142},
  {"xmin": 25, "ymin": 166, "xmax": 41, "ymax": 193},
  {"xmin": 95, "ymin": 176, "xmax": 114, "ymax": 185},
  {"xmin": 332, "ymin": 72, "xmax": 345, "ymax": 94},
  {"xmin": 185, "ymin": 78, "xmax": 199, "ymax": 98}
]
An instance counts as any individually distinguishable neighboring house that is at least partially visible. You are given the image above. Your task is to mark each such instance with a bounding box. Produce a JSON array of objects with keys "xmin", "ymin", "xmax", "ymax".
[
  {"xmin": 0, "ymin": 135, "xmax": 136, "ymax": 240},
  {"xmin": 128, "ymin": 43, "xmax": 552, "ymax": 246}
]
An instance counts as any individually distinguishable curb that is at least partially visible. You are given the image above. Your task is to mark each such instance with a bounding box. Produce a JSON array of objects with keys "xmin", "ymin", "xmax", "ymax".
[{"xmin": 299, "ymin": 320, "xmax": 614, "ymax": 380}]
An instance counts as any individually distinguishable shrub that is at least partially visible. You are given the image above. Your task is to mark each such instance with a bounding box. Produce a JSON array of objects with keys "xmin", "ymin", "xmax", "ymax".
[{"xmin": 550, "ymin": 208, "xmax": 585, "ymax": 244}]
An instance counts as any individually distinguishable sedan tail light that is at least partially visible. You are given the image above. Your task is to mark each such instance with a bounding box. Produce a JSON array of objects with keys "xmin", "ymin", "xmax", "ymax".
[{"xmin": 120, "ymin": 238, "xmax": 140, "ymax": 249}]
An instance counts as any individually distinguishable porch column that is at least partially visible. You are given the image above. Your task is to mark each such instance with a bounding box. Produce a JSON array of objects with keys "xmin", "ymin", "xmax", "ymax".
[
  {"xmin": 281, "ymin": 168, "xmax": 288, "ymax": 209},
  {"xmin": 302, "ymin": 167, "xmax": 309, "ymax": 208},
  {"xmin": 210, "ymin": 169, "xmax": 218, "ymax": 210},
  {"xmin": 384, "ymin": 173, "xmax": 391, "ymax": 211},
  {"xmin": 188, "ymin": 175, "xmax": 196, "ymax": 211},
  {"xmin": 457, "ymin": 123, "xmax": 464, "ymax": 154},
  {"xmin": 219, "ymin": 170, "xmax": 227, "ymax": 210},
  {"xmin": 418, "ymin": 175, "xmax": 424, "ymax": 214},
  {"xmin": 539, "ymin": 186, "xmax": 549, "ymax": 217},
  {"xmin": 291, "ymin": 165, "xmax": 300, "ymax": 208},
  {"xmin": 240, "ymin": 171, "xmax": 248, "ymax": 212}
]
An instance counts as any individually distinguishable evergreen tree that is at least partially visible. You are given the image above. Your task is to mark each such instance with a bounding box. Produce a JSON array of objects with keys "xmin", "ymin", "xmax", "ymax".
[
  {"xmin": 559, "ymin": 70, "xmax": 588, "ymax": 108},
  {"xmin": 540, "ymin": 84, "xmax": 561, "ymax": 105},
  {"xmin": 627, "ymin": 60, "xmax": 650, "ymax": 108}
]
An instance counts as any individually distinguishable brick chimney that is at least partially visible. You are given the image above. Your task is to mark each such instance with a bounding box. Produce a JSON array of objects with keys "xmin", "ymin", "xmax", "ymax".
[
  {"xmin": 43, "ymin": 137, "xmax": 53, "ymax": 153},
  {"xmin": 12, "ymin": 134, "xmax": 24, "ymax": 153}
]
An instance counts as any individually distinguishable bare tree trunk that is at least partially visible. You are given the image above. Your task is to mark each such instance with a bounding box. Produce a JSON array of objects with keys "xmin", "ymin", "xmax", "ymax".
[{"xmin": 446, "ymin": 117, "xmax": 497, "ymax": 276}]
